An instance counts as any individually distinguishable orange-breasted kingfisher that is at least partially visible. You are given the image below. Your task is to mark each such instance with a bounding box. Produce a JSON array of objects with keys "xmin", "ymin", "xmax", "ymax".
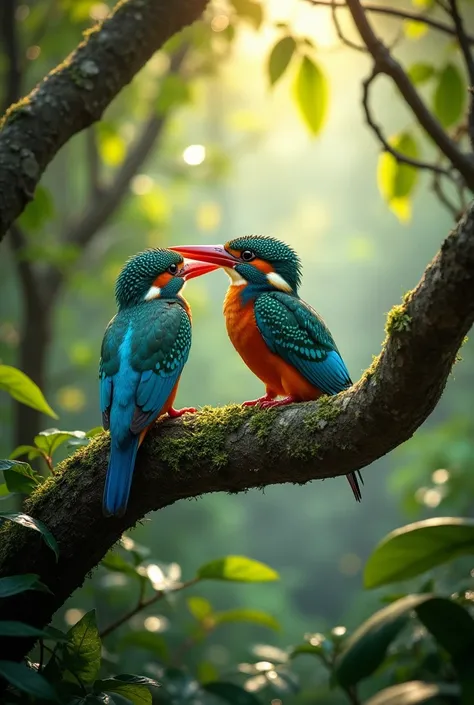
[
  {"xmin": 99, "ymin": 248, "xmax": 217, "ymax": 517},
  {"xmin": 170, "ymin": 236, "xmax": 363, "ymax": 501}
]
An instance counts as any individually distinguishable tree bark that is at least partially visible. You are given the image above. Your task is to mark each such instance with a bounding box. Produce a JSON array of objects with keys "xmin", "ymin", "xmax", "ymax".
[
  {"xmin": 0, "ymin": 201, "xmax": 473, "ymax": 665},
  {"xmin": 0, "ymin": 0, "xmax": 209, "ymax": 242}
]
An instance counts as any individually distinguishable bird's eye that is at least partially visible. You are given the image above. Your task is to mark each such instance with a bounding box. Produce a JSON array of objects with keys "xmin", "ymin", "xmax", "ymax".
[
  {"xmin": 168, "ymin": 263, "xmax": 179, "ymax": 275},
  {"xmin": 241, "ymin": 250, "xmax": 255, "ymax": 262}
]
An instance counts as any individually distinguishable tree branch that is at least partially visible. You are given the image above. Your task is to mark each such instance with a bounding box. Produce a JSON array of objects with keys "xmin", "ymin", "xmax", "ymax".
[
  {"xmin": 0, "ymin": 0, "xmax": 209, "ymax": 243},
  {"xmin": 343, "ymin": 0, "xmax": 474, "ymax": 192},
  {"xmin": 362, "ymin": 69, "xmax": 452, "ymax": 175},
  {"xmin": 447, "ymin": 0, "xmax": 474, "ymax": 86},
  {"xmin": 0, "ymin": 200, "xmax": 473, "ymax": 664},
  {"xmin": 308, "ymin": 0, "xmax": 474, "ymax": 44}
]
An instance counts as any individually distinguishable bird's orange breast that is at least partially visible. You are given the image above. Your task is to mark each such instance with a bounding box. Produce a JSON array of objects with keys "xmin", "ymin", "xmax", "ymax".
[{"xmin": 223, "ymin": 286, "xmax": 320, "ymax": 400}]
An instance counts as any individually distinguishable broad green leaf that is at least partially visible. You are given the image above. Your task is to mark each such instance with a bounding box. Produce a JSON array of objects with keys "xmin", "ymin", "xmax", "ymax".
[
  {"xmin": 101, "ymin": 551, "xmax": 142, "ymax": 580},
  {"xmin": 0, "ymin": 459, "xmax": 43, "ymax": 494},
  {"xmin": 433, "ymin": 63, "xmax": 466, "ymax": 128},
  {"xmin": 268, "ymin": 36, "xmax": 296, "ymax": 86},
  {"xmin": 64, "ymin": 610, "xmax": 102, "ymax": 685},
  {"xmin": 335, "ymin": 594, "xmax": 433, "ymax": 687},
  {"xmin": 34, "ymin": 429, "xmax": 86, "ymax": 457},
  {"xmin": 0, "ymin": 484, "xmax": 9, "ymax": 497},
  {"xmin": 187, "ymin": 596, "xmax": 213, "ymax": 621},
  {"xmin": 364, "ymin": 517, "xmax": 474, "ymax": 588},
  {"xmin": 365, "ymin": 681, "xmax": 460, "ymax": 705},
  {"xmin": 9, "ymin": 445, "xmax": 43, "ymax": 461},
  {"xmin": 0, "ymin": 621, "xmax": 66, "ymax": 639},
  {"xmin": 0, "ymin": 574, "xmax": 50, "ymax": 597},
  {"xmin": 230, "ymin": 0, "xmax": 263, "ymax": 29},
  {"xmin": 94, "ymin": 679, "xmax": 154, "ymax": 705},
  {"xmin": 293, "ymin": 55, "xmax": 329, "ymax": 136},
  {"xmin": 119, "ymin": 631, "xmax": 168, "ymax": 662},
  {"xmin": 408, "ymin": 63, "xmax": 435, "ymax": 85},
  {"xmin": 203, "ymin": 681, "xmax": 261, "ymax": 704},
  {"xmin": 0, "ymin": 365, "xmax": 57, "ymax": 418},
  {"xmin": 214, "ymin": 608, "xmax": 280, "ymax": 631},
  {"xmin": 18, "ymin": 186, "xmax": 55, "ymax": 232},
  {"xmin": 0, "ymin": 512, "xmax": 59, "ymax": 559},
  {"xmin": 197, "ymin": 556, "xmax": 279, "ymax": 582},
  {"xmin": 377, "ymin": 132, "xmax": 419, "ymax": 222},
  {"xmin": 0, "ymin": 660, "xmax": 57, "ymax": 700},
  {"xmin": 86, "ymin": 426, "xmax": 104, "ymax": 438}
]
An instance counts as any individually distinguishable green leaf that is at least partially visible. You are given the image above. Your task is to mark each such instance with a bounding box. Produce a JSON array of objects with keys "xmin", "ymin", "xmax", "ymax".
[
  {"xmin": 0, "ymin": 621, "xmax": 66, "ymax": 639},
  {"xmin": 0, "ymin": 365, "xmax": 57, "ymax": 418},
  {"xmin": 101, "ymin": 551, "xmax": 142, "ymax": 580},
  {"xmin": 433, "ymin": 63, "xmax": 466, "ymax": 128},
  {"xmin": 408, "ymin": 63, "xmax": 435, "ymax": 85},
  {"xmin": 64, "ymin": 610, "xmax": 102, "ymax": 685},
  {"xmin": 197, "ymin": 556, "xmax": 279, "ymax": 582},
  {"xmin": 18, "ymin": 186, "xmax": 55, "ymax": 232},
  {"xmin": 0, "ymin": 660, "xmax": 57, "ymax": 700},
  {"xmin": 34, "ymin": 429, "xmax": 86, "ymax": 457},
  {"xmin": 86, "ymin": 426, "xmax": 103, "ymax": 438},
  {"xmin": 0, "ymin": 459, "xmax": 43, "ymax": 494},
  {"xmin": 230, "ymin": 0, "xmax": 263, "ymax": 29},
  {"xmin": 0, "ymin": 484, "xmax": 9, "ymax": 497},
  {"xmin": 187, "ymin": 596, "xmax": 213, "ymax": 621},
  {"xmin": 403, "ymin": 20, "xmax": 428, "ymax": 39},
  {"xmin": 214, "ymin": 608, "xmax": 280, "ymax": 631},
  {"xmin": 118, "ymin": 631, "xmax": 168, "ymax": 662},
  {"xmin": 94, "ymin": 680, "xmax": 152, "ymax": 705},
  {"xmin": 268, "ymin": 36, "xmax": 296, "ymax": 86},
  {"xmin": 0, "ymin": 573, "xmax": 50, "ymax": 597},
  {"xmin": 364, "ymin": 517, "xmax": 474, "ymax": 589},
  {"xmin": 203, "ymin": 681, "xmax": 261, "ymax": 704},
  {"xmin": 377, "ymin": 132, "xmax": 419, "ymax": 222},
  {"xmin": 293, "ymin": 55, "xmax": 329, "ymax": 136},
  {"xmin": 365, "ymin": 681, "xmax": 460, "ymax": 705},
  {"xmin": 335, "ymin": 594, "xmax": 434, "ymax": 687},
  {"xmin": 9, "ymin": 445, "xmax": 43, "ymax": 461},
  {"xmin": 0, "ymin": 512, "xmax": 59, "ymax": 559}
]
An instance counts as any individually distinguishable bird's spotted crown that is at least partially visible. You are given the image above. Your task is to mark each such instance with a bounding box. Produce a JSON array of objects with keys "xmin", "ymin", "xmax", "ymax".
[
  {"xmin": 115, "ymin": 249, "xmax": 183, "ymax": 308},
  {"xmin": 227, "ymin": 235, "xmax": 302, "ymax": 292}
]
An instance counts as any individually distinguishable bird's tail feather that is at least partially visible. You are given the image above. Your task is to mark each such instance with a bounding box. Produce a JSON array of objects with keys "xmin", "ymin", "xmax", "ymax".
[
  {"xmin": 347, "ymin": 470, "xmax": 363, "ymax": 502},
  {"xmin": 103, "ymin": 436, "xmax": 140, "ymax": 517}
]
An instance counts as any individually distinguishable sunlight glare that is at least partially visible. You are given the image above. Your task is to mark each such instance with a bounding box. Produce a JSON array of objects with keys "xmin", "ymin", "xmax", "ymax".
[
  {"xmin": 183, "ymin": 144, "xmax": 206, "ymax": 165},
  {"xmin": 432, "ymin": 468, "xmax": 449, "ymax": 484}
]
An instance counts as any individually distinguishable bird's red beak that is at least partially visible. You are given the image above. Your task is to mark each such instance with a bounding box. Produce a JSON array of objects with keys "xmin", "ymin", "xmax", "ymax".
[
  {"xmin": 170, "ymin": 244, "xmax": 238, "ymax": 268},
  {"xmin": 179, "ymin": 259, "xmax": 218, "ymax": 281}
]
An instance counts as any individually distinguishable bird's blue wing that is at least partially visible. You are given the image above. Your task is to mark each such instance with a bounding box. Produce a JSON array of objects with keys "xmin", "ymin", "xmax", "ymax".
[
  {"xmin": 129, "ymin": 300, "xmax": 192, "ymax": 434},
  {"xmin": 254, "ymin": 292, "xmax": 352, "ymax": 395}
]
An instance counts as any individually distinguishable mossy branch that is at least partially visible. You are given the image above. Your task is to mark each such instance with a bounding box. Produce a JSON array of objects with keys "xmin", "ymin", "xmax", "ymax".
[
  {"xmin": 0, "ymin": 0, "xmax": 209, "ymax": 241},
  {"xmin": 0, "ymin": 202, "xmax": 473, "ymax": 665}
]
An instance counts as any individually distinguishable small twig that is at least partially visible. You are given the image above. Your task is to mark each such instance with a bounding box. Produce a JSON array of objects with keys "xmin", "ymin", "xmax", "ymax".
[
  {"xmin": 308, "ymin": 0, "xmax": 474, "ymax": 44},
  {"xmin": 362, "ymin": 70, "xmax": 451, "ymax": 175},
  {"xmin": 99, "ymin": 576, "xmax": 199, "ymax": 639},
  {"xmin": 448, "ymin": 0, "xmax": 474, "ymax": 85},
  {"xmin": 330, "ymin": 0, "xmax": 366, "ymax": 51},
  {"xmin": 432, "ymin": 170, "xmax": 462, "ymax": 219}
]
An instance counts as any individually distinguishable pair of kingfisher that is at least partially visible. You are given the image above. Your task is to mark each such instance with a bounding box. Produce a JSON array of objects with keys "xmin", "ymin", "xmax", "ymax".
[{"xmin": 100, "ymin": 236, "xmax": 362, "ymax": 517}]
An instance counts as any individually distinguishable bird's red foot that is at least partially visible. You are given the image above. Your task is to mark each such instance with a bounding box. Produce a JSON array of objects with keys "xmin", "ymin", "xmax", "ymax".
[
  {"xmin": 168, "ymin": 406, "xmax": 197, "ymax": 418},
  {"xmin": 259, "ymin": 395, "xmax": 298, "ymax": 409},
  {"xmin": 242, "ymin": 394, "xmax": 275, "ymax": 408}
]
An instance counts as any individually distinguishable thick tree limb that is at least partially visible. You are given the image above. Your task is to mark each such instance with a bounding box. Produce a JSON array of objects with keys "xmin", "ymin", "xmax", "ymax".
[
  {"xmin": 0, "ymin": 201, "xmax": 473, "ymax": 664},
  {"xmin": 0, "ymin": 0, "xmax": 208, "ymax": 242}
]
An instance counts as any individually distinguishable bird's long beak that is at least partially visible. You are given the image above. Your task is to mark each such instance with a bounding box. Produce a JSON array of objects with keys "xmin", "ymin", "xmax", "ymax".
[
  {"xmin": 180, "ymin": 259, "xmax": 218, "ymax": 281},
  {"xmin": 170, "ymin": 244, "xmax": 238, "ymax": 268}
]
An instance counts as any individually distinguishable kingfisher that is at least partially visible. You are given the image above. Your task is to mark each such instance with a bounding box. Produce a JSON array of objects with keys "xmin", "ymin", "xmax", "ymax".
[
  {"xmin": 99, "ymin": 248, "xmax": 216, "ymax": 517},
  {"xmin": 170, "ymin": 236, "xmax": 363, "ymax": 501}
]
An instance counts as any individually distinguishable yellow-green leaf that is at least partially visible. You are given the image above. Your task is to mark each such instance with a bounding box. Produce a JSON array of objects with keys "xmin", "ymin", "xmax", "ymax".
[
  {"xmin": 408, "ymin": 62, "xmax": 435, "ymax": 85},
  {"xmin": 268, "ymin": 36, "xmax": 296, "ymax": 86},
  {"xmin": 214, "ymin": 608, "xmax": 280, "ymax": 631},
  {"xmin": 403, "ymin": 20, "xmax": 428, "ymax": 39},
  {"xmin": 433, "ymin": 63, "xmax": 466, "ymax": 128},
  {"xmin": 187, "ymin": 596, "xmax": 213, "ymax": 621},
  {"xmin": 0, "ymin": 365, "xmax": 58, "ymax": 418},
  {"xmin": 197, "ymin": 556, "xmax": 279, "ymax": 582},
  {"xmin": 293, "ymin": 55, "xmax": 329, "ymax": 137},
  {"xmin": 377, "ymin": 132, "xmax": 419, "ymax": 222}
]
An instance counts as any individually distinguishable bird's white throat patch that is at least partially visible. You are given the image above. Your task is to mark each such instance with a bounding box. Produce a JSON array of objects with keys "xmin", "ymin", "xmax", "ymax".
[
  {"xmin": 266, "ymin": 271, "xmax": 292, "ymax": 292},
  {"xmin": 145, "ymin": 285, "xmax": 161, "ymax": 301},
  {"xmin": 224, "ymin": 267, "xmax": 247, "ymax": 287}
]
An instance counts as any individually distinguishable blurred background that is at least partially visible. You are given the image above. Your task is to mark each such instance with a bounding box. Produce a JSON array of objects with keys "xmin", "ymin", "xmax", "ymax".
[{"xmin": 1, "ymin": 0, "xmax": 474, "ymax": 702}]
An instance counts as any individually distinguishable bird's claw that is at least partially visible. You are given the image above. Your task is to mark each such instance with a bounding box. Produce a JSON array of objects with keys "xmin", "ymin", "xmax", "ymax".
[
  {"xmin": 168, "ymin": 406, "xmax": 197, "ymax": 418},
  {"xmin": 242, "ymin": 394, "xmax": 275, "ymax": 408},
  {"xmin": 259, "ymin": 396, "xmax": 297, "ymax": 410}
]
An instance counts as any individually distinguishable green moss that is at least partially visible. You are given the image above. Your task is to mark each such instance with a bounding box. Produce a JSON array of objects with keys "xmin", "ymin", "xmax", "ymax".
[
  {"xmin": 454, "ymin": 336, "xmax": 469, "ymax": 364},
  {"xmin": 385, "ymin": 303, "xmax": 412, "ymax": 335},
  {"xmin": 154, "ymin": 404, "xmax": 255, "ymax": 472},
  {"xmin": 248, "ymin": 409, "xmax": 276, "ymax": 442},
  {"xmin": 0, "ymin": 96, "xmax": 32, "ymax": 129}
]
